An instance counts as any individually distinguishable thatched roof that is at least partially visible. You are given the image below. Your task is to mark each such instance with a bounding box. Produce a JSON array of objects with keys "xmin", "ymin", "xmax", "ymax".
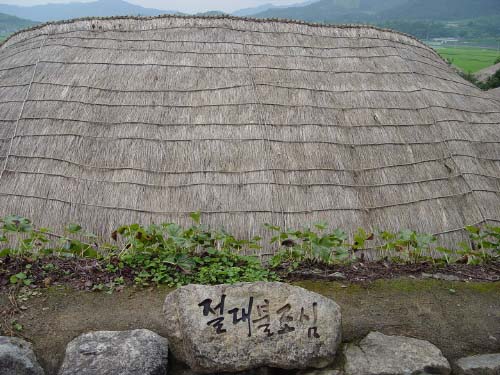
[
  {"xmin": 487, "ymin": 87, "xmax": 500, "ymax": 99},
  {"xmin": 474, "ymin": 62, "xmax": 500, "ymax": 83},
  {"xmin": 0, "ymin": 15, "xmax": 499, "ymax": 250}
]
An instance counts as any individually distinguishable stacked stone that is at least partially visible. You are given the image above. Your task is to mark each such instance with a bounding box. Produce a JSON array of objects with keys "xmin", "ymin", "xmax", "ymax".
[{"xmin": 1, "ymin": 282, "xmax": 499, "ymax": 375}]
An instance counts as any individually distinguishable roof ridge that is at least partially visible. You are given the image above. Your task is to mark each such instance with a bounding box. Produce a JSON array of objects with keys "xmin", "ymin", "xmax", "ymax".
[{"xmin": 0, "ymin": 14, "xmax": 435, "ymax": 53}]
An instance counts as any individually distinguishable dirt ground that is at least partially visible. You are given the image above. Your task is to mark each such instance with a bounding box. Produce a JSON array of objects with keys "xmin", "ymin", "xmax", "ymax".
[{"xmin": 1, "ymin": 279, "xmax": 499, "ymax": 375}]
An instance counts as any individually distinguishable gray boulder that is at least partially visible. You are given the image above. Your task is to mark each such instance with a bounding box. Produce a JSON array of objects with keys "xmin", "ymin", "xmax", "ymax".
[
  {"xmin": 170, "ymin": 364, "xmax": 273, "ymax": 375},
  {"xmin": 163, "ymin": 282, "xmax": 342, "ymax": 373},
  {"xmin": 455, "ymin": 353, "xmax": 500, "ymax": 375},
  {"xmin": 297, "ymin": 369, "xmax": 342, "ymax": 375},
  {"xmin": 344, "ymin": 332, "xmax": 451, "ymax": 375},
  {"xmin": 58, "ymin": 329, "xmax": 168, "ymax": 375},
  {"xmin": 0, "ymin": 336, "xmax": 44, "ymax": 375}
]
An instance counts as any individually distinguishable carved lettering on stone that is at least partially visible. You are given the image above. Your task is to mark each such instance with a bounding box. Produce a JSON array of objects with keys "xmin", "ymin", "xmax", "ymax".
[{"xmin": 163, "ymin": 282, "xmax": 342, "ymax": 373}]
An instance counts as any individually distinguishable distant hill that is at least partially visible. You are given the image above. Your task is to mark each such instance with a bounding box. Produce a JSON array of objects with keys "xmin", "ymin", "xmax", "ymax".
[
  {"xmin": 253, "ymin": 0, "xmax": 408, "ymax": 22},
  {"xmin": 381, "ymin": 0, "xmax": 500, "ymax": 20},
  {"xmin": 232, "ymin": 0, "xmax": 319, "ymax": 17},
  {"xmin": 233, "ymin": 4, "xmax": 280, "ymax": 17},
  {"xmin": 195, "ymin": 11, "xmax": 226, "ymax": 16},
  {"xmin": 0, "ymin": 0, "xmax": 179, "ymax": 23},
  {"xmin": 0, "ymin": 12, "xmax": 37, "ymax": 36},
  {"xmin": 253, "ymin": 0, "xmax": 500, "ymax": 22}
]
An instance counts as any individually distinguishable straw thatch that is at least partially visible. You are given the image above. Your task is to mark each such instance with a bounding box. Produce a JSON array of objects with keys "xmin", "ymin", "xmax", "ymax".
[
  {"xmin": 488, "ymin": 87, "xmax": 500, "ymax": 99},
  {"xmin": 0, "ymin": 15, "xmax": 499, "ymax": 250},
  {"xmin": 474, "ymin": 62, "xmax": 500, "ymax": 83}
]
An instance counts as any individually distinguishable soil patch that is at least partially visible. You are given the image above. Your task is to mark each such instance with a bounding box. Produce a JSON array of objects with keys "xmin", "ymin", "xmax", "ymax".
[
  {"xmin": 1, "ymin": 257, "xmax": 499, "ymax": 294},
  {"xmin": 283, "ymin": 261, "xmax": 500, "ymax": 282}
]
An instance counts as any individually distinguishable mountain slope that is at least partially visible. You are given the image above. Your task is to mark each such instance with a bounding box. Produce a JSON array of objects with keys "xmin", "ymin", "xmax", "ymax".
[
  {"xmin": 381, "ymin": 0, "xmax": 500, "ymax": 20},
  {"xmin": 233, "ymin": 3, "xmax": 280, "ymax": 17},
  {"xmin": 0, "ymin": 12, "xmax": 37, "ymax": 36},
  {"xmin": 254, "ymin": 0, "xmax": 500, "ymax": 22},
  {"xmin": 233, "ymin": 0, "xmax": 319, "ymax": 17},
  {"xmin": 196, "ymin": 11, "xmax": 226, "ymax": 16},
  {"xmin": 0, "ymin": 0, "xmax": 179, "ymax": 23},
  {"xmin": 253, "ymin": 0, "xmax": 408, "ymax": 22}
]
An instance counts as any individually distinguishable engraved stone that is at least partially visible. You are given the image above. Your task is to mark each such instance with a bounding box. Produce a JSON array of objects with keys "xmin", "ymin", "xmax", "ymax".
[{"xmin": 163, "ymin": 282, "xmax": 342, "ymax": 373}]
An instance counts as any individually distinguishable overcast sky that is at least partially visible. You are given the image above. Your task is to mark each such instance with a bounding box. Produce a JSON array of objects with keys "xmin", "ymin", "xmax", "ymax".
[{"xmin": 5, "ymin": 0, "xmax": 306, "ymax": 13}]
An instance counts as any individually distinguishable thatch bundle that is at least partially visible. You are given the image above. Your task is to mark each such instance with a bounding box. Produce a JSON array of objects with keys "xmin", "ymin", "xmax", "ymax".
[
  {"xmin": 488, "ymin": 87, "xmax": 500, "ymax": 99},
  {"xmin": 0, "ymin": 15, "xmax": 499, "ymax": 250},
  {"xmin": 474, "ymin": 62, "xmax": 500, "ymax": 84}
]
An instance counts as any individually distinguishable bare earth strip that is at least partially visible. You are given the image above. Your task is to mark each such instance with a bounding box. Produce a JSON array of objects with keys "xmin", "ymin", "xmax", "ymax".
[{"xmin": 0, "ymin": 279, "xmax": 498, "ymax": 375}]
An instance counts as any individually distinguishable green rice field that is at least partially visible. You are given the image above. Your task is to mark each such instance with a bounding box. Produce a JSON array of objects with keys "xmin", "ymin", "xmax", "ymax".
[{"xmin": 435, "ymin": 46, "xmax": 500, "ymax": 73}]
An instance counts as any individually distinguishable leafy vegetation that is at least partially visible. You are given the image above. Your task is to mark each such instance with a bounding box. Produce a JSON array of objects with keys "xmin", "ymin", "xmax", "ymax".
[
  {"xmin": 479, "ymin": 67, "xmax": 500, "ymax": 90},
  {"xmin": 458, "ymin": 225, "xmax": 500, "ymax": 264},
  {"xmin": 111, "ymin": 213, "xmax": 276, "ymax": 286},
  {"xmin": 380, "ymin": 0, "xmax": 500, "ymax": 21},
  {"xmin": 0, "ymin": 213, "xmax": 277, "ymax": 287},
  {"xmin": 378, "ymin": 17, "xmax": 500, "ymax": 41},
  {"xmin": 436, "ymin": 46, "xmax": 500, "ymax": 73},
  {"xmin": 453, "ymin": 65, "xmax": 500, "ymax": 90},
  {"xmin": 378, "ymin": 229, "xmax": 437, "ymax": 263},
  {"xmin": 267, "ymin": 223, "xmax": 355, "ymax": 270},
  {"xmin": 267, "ymin": 224, "xmax": 498, "ymax": 271},
  {"xmin": 1, "ymin": 214, "xmax": 498, "ymax": 289}
]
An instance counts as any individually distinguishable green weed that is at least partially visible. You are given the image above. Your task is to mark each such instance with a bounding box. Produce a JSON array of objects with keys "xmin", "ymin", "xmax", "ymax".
[{"xmin": 1, "ymin": 214, "xmax": 498, "ymax": 288}]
